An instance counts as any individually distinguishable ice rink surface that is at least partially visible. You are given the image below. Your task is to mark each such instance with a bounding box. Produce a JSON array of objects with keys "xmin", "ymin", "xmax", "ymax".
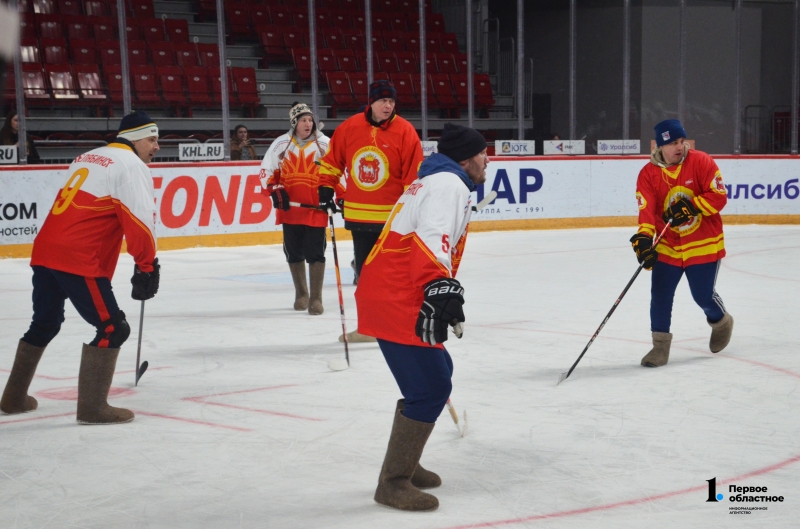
[{"xmin": 1, "ymin": 225, "xmax": 799, "ymax": 529}]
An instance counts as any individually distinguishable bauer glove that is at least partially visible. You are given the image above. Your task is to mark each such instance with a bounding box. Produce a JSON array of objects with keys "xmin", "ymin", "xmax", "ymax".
[
  {"xmin": 131, "ymin": 258, "xmax": 160, "ymax": 300},
  {"xmin": 318, "ymin": 186, "xmax": 337, "ymax": 214},
  {"xmin": 630, "ymin": 234, "xmax": 658, "ymax": 270},
  {"xmin": 415, "ymin": 278, "xmax": 465, "ymax": 346},
  {"xmin": 663, "ymin": 197, "xmax": 698, "ymax": 226},
  {"xmin": 269, "ymin": 185, "xmax": 290, "ymax": 211}
]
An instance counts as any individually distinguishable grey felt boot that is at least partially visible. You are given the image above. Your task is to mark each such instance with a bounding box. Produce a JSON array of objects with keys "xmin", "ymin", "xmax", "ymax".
[
  {"xmin": 77, "ymin": 344, "xmax": 134, "ymax": 425},
  {"xmin": 641, "ymin": 332, "xmax": 673, "ymax": 368},
  {"xmin": 709, "ymin": 313, "xmax": 733, "ymax": 353},
  {"xmin": 0, "ymin": 340, "xmax": 45, "ymax": 414},
  {"xmin": 289, "ymin": 262, "xmax": 309, "ymax": 311},
  {"xmin": 395, "ymin": 399, "xmax": 441, "ymax": 489},
  {"xmin": 374, "ymin": 410, "xmax": 439, "ymax": 511},
  {"xmin": 308, "ymin": 262, "xmax": 325, "ymax": 315},
  {"xmin": 338, "ymin": 330, "xmax": 377, "ymax": 343}
]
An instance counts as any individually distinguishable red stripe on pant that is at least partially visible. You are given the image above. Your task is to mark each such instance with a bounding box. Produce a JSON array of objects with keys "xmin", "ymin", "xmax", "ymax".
[{"xmin": 85, "ymin": 277, "xmax": 113, "ymax": 348}]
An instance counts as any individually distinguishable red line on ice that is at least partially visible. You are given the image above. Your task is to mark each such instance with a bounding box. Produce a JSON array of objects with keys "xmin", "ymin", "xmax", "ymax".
[
  {"xmin": 187, "ymin": 384, "xmax": 298, "ymax": 399},
  {"xmin": 132, "ymin": 410, "xmax": 252, "ymax": 432},
  {"xmin": 435, "ymin": 455, "xmax": 800, "ymax": 529},
  {"xmin": 184, "ymin": 397, "xmax": 322, "ymax": 422},
  {"xmin": 0, "ymin": 412, "xmax": 74, "ymax": 425}
]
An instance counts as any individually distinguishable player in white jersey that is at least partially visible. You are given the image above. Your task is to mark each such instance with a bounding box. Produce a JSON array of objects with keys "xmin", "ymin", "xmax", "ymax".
[{"xmin": 1, "ymin": 111, "xmax": 160, "ymax": 424}]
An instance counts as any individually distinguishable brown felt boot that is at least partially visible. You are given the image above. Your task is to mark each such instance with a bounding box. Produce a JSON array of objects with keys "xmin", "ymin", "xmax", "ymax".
[
  {"xmin": 308, "ymin": 262, "xmax": 325, "ymax": 315},
  {"xmin": 374, "ymin": 410, "xmax": 439, "ymax": 511},
  {"xmin": 641, "ymin": 332, "xmax": 673, "ymax": 367},
  {"xmin": 289, "ymin": 262, "xmax": 309, "ymax": 311},
  {"xmin": 395, "ymin": 399, "xmax": 441, "ymax": 489},
  {"xmin": 76, "ymin": 344, "xmax": 134, "ymax": 425},
  {"xmin": 0, "ymin": 340, "xmax": 45, "ymax": 414},
  {"xmin": 338, "ymin": 330, "xmax": 377, "ymax": 343},
  {"xmin": 709, "ymin": 313, "xmax": 733, "ymax": 353}
]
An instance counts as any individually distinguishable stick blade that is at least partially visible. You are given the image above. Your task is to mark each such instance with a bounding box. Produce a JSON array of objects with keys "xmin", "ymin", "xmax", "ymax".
[
  {"xmin": 557, "ymin": 371, "xmax": 569, "ymax": 386},
  {"xmin": 328, "ymin": 358, "xmax": 350, "ymax": 371},
  {"xmin": 135, "ymin": 360, "xmax": 149, "ymax": 386}
]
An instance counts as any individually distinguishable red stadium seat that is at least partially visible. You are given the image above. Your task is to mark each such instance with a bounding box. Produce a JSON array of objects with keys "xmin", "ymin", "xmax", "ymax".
[
  {"xmin": 323, "ymin": 28, "xmax": 346, "ymax": 50},
  {"xmin": 20, "ymin": 14, "xmax": 37, "ymax": 40},
  {"xmin": 73, "ymin": 64, "xmax": 107, "ymax": 104},
  {"xmin": 57, "ymin": 0, "xmax": 81, "ymax": 15},
  {"xmin": 45, "ymin": 64, "xmax": 80, "ymax": 99},
  {"xmin": 269, "ymin": 6, "xmax": 292, "ymax": 27},
  {"xmin": 83, "ymin": 0, "xmax": 108, "ymax": 16},
  {"xmin": 474, "ymin": 73, "xmax": 495, "ymax": 109},
  {"xmin": 103, "ymin": 64, "xmax": 124, "ymax": 105},
  {"xmin": 260, "ymin": 27, "xmax": 287, "ymax": 64},
  {"xmin": 329, "ymin": 10, "xmax": 351, "ymax": 29},
  {"xmin": 231, "ymin": 67, "xmax": 260, "ymax": 116},
  {"xmin": 156, "ymin": 66, "xmax": 186, "ymax": 114},
  {"xmin": 288, "ymin": 6, "xmax": 307, "ymax": 27},
  {"xmin": 208, "ymin": 67, "xmax": 236, "ymax": 105},
  {"xmin": 317, "ymin": 48, "xmax": 337, "ymax": 76},
  {"xmin": 140, "ymin": 18, "xmax": 166, "ymax": 41},
  {"xmin": 376, "ymin": 52, "xmax": 400, "ymax": 74},
  {"xmin": 349, "ymin": 71, "xmax": 370, "ymax": 103},
  {"xmin": 326, "ymin": 71, "xmax": 355, "ymax": 115},
  {"xmin": 226, "ymin": 3, "xmax": 251, "ymax": 42},
  {"xmin": 453, "ymin": 52, "xmax": 468, "ymax": 74},
  {"xmin": 174, "ymin": 42, "xmax": 200, "ymax": 68},
  {"xmin": 150, "ymin": 42, "xmax": 176, "ymax": 67},
  {"xmin": 125, "ymin": 18, "xmax": 143, "ymax": 40},
  {"xmin": 398, "ymin": 32, "xmax": 420, "ymax": 52},
  {"xmin": 70, "ymin": 38, "xmax": 98, "ymax": 64},
  {"xmin": 383, "ymin": 34, "xmax": 407, "ymax": 52},
  {"xmin": 435, "ymin": 53, "xmax": 458, "ymax": 74},
  {"xmin": 21, "ymin": 64, "xmax": 51, "ymax": 104},
  {"xmin": 451, "ymin": 73, "xmax": 469, "ymax": 105},
  {"xmin": 98, "ymin": 41, "xmax": 122, "ymax": 68},
  {"xmin": 372, "ymin": 16, "xmax": 393, "ymax": 32},
  {"xmin": 389, "ymin": 72, "xmax": 416, "ymax": 108},
  {"xmin": 165, "ymin": 19, "xmax": 189, "ymax": 43},
  {"xmin": 334, "ymin": 49, "xmax": 359, "ymax": 73},
  {"xmin": 395, "ymin": 51, "xmax": 419, "ymax": 73},
  {"xmin": 37, "ymin": 14, "xmax": 64, "ymax": 39},
  {"xmin": 283, "ymin": 30, "xmax": 306, "ymax": 51},
  {"xmin": 33, "ymin": 0, "xmax": 56, "ymax": 14},
  {"xmin": 130, "ymin": 0, "xmax": 154, "ymax": 18},
  {"xmin": 341, "ymin": 29, "xmax": 364, "ymax": 50},
  {"xmin": 292, "ymin": 48, "xmax": 312, "ymax": 89},
  {"xmin": 20, "ymin": 38, "xmax": 41, "ymax": 64},
  {"xmin": 131, "ymin": 65, "xmax": 161, "ymax": 105},
  {"xmin": 63, "ymin": 15, "xmax": 92, "ymax": 39},
  {"xmin": 251, "ymin": 6, "xmax": 271, "ymax": 28},
  {"xmin": 41, "ymin": 38, "xmax": 69, "ymax": 64},
  {"xmin": 316, "ymin": 11, "xmax": 335, "ymax": 28},
  {"xmin": 197, "ymin": 43, "xmax": 220, "ymax": 67},
  {"xmin": 127, "ymin": 40, "xmax": 148, "ymax": 66},
  {"xmin": 430, "ymin": 73, "xmax": 458, "ymax": 115},
  {"xmin": 440, "ymin": 33, "xmax": 460, "ymax": 54},
  {"xmin": 91, "ymin": 16, "xmax": 116, "ymax": 40},
  {"xmin": 184, "ymin": 66, "xmax": 213, "ymax": 107}
]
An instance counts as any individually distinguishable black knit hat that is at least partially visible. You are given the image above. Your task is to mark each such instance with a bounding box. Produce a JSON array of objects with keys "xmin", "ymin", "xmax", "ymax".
[
  {"xmin": 117, "ymin": 110, "xmax": 158, "ymax": 141},
  {"xmin": 437, "ymin": 123, "xmax": 487, "ymax": 163},
  {"xmin": 368, "ymin": 80, "xmax": 397, "ymax": 105}
]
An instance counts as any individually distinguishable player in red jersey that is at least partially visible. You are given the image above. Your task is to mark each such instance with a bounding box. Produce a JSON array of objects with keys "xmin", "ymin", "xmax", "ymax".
[
  {"xmin": 631, "ymin": 119, "xmax": 733, "ymax": 367},
  {"xmin": 357, "ymin": 124, "xmax": 488, "ymax": 511},
  {"xmin": 0, "ymin": 111, "xmax": 161, "ymax": 424},
  {"xmin": 317, "ymin": 80, "xmax": 424, "ymax": 342}
]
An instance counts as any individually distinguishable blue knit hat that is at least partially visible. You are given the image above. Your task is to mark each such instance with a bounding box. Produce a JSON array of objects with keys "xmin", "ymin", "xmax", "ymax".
[
  {"xmin": 117, "ymin": 110, "xmax": 159, "ymax": 141},
  {"xmin": 654, "ymin": 119, "xmax": 686, "ymax": 147}
]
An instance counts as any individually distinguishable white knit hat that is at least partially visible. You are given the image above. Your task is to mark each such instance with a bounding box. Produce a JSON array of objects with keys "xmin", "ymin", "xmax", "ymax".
[{"xmin": 289, "ymin": 103, "xmax": 313, "ymax": 129}]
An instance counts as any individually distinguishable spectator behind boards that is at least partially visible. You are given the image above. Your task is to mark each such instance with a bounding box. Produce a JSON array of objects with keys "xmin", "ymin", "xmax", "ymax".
[
  {"xmin": 230, "ymin": 124, "xmax": 257, "ymax": 161},
  {"xmin": 0, "ymin": 109, "xmax": 41, "ymax": 164}
]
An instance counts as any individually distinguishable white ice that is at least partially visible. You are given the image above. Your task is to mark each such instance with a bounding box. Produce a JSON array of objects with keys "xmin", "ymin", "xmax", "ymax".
[{"xmin": 1, "ymin": 225, "xmax": 799, "ymax": 529}]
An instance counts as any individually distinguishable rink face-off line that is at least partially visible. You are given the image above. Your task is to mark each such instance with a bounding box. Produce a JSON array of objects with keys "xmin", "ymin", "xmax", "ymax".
[{"xmin": 0, "ymin": 225, "xmax": 798, "ymax": 529}]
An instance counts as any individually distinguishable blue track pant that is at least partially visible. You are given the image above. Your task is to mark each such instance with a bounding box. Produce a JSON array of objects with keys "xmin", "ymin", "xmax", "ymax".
[
  {"xmin": 378, "ymin": 339, "xmax": 453, "ymax": 424},
  {"xmin": 650, "ymin": 260, "xmax": 726, "ymax": 333}
]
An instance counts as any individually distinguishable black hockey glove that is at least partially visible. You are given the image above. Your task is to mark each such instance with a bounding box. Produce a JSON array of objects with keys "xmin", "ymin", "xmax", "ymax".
[
  {"xmin": 662, "ymin": 197, "xmax": 698, "ymax": 226},
  {"xmin": 630, "ymin": 234, "xmax": 658, "ymax": 270},
  {"xmin": 415, "ymin": 278, "xmax": 465, "ymax": 346},
  {"xmin": 131, "ymin": 258, "xmax": 160, "ymax": 300},
  {"xmin": 269, "ymin": 185, "xmax": 290, "ymax": 211},
  {"xmin": 318, "ymin": 186, "xmax": 337, "ymax": 214}
]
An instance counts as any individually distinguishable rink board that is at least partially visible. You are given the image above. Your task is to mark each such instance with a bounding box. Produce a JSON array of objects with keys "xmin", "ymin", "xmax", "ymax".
[{"xmin": 2, "ymin": 155, "xmax": 799, "ymax": 257}]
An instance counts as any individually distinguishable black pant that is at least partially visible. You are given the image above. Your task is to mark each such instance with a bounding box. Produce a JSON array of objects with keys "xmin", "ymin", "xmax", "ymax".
[
  {"xmin": 351, "ymin": 230, "xmax": 381, "ymax": 278},
  {"xmin": 23, "ymin": 266, "xmax": 122, "ymax": 348},
  {"xmin": 283, "ymin": 224, "xmax": 327, "ymax": 264}
]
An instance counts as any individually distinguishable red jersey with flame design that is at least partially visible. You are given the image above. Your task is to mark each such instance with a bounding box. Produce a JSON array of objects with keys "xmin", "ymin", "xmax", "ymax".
[
  {"xmin": 355, "ymin": 172, "xmax": 473, "ymax": 348},
  {"xmin": 31, "ymin": 142, "xmax": 157, "ymax": 278},
  {"xmin": 317, "ymin": 108, "xmax": 424, "ymax": 225},
  {"xmin": 259, "ymin": 131, "xmax": 341, "ymax": 228},
  {"xmin": 636, "ymin": 148, "xmax": 727, "ymax": 267}
]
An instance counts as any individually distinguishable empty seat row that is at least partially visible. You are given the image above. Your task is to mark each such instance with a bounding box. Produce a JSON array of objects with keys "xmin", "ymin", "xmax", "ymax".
[
  {"xmin": 21, "ymin": 14, "xmax": 190, "ymax": 43},
  {"xmin": 198, "ymin": 0, "xmax": 433, "ymax": 22},
  {"xmin": 325, "ymin": 72, "xmax": 494, "ymax": 116},
  {"xmin": 4, "ymin": 64, "xmax": 260, "ymax": 117},
  {"xmin": 21, "ymin": 0, "xmax": 154, "ymax": 18}
]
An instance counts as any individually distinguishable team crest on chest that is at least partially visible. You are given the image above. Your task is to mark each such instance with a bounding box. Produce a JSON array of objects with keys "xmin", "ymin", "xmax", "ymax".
[
  {"xmin": 665, "ymin": 186, "xmax": 701, "ymax": 236},
  {"xmin": 351, "ymin": 147, "xmax": 390, "ymax": 191}
]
